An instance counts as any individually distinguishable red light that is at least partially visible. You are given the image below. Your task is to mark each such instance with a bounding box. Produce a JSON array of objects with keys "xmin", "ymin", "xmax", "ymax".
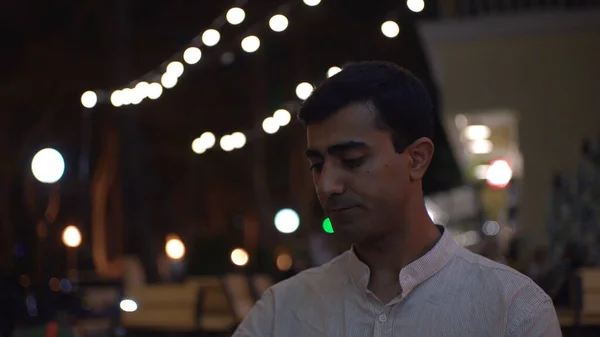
[{"xmin": 486, "ymin": 159, "xmax": 512, "ymax": 188}]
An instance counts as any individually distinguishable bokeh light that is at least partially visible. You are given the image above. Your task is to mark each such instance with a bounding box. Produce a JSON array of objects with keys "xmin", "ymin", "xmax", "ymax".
[
  {"xmin": 161, "ymin": 73, "xmax": 178, "ymax": 89},
  {"xmin": 295, "ymin": 82, "xmax": 314, "ymax": 100},
  {"xmin": 241, "ymin": 36, "xmax": 261, "ymax": 53},
  {"xmin": 192, "ymin": 138, "xmax": 206, "ymax": 154},
  {"xmin": 165, "ymin": 236, "xmax": 185, "ymax": 260},
  {"xmin": 31, "ymin": 148, "xmax": 65, "ymax": 184},
  {"xmin": 276, "ymin": 253, "xmax": 293, "ymax": 271},
  {"xmin": 486, "ymin": 159, "xmax": 513, "ymax": 188},
  {"xmin": 120, "ymin": 299, "xmax": 138, "ymax": 312},
  {"xmin": 463, "ymin": 125, "xmax": 491, "ymax": 140},
  {"xmin": 231, "ymin": 248, "xmax": 249, "ymax": 266},
  {"xmin": 81, "ymin": 91, "xmax": 97, "ymax": 108},
  {"xmin": 407, "ymin": 0, "xmax": 425, "ymax": 13},
  {"xmin": 230, "ymin": 132, "xmax": 247, "ymax": 149},
  {"xmin": 202, "ymin": 29, "xmax": 221, "ymax": 47},
  {"xmin": 110, "ymin": 90, "xmax": 124, "ymax": 107},
  {"xmin": 273, "ymin": 109, "xmax": 291, "ymax": 126},
  {"xmin": 166, "ymin": 61, "xmax": 184, "ymax": 78},
  {"xmin": 62, "ymin": 226, "xmax": 82, "ymax": 248},
  {"xmin": 262, "ymin": 117, "xmax": 280, "ymax": 134},
  {"xmin": 226, "ymin": 7, "xmax": 246, "ymax": 25},
  {"xmin": 482, "ymin": 221, "xmax": 501, "ymax": 236},
  {"xmin": 147, "ymin": 83, "xmax": 163, "ymax": 99},
  {"xmin": 381, "ymin": 21, "xmax": 400, "ymax": 38},
  {"xmin": 49, "ymin": 278, "xmax": 60, "ymax": 292},
  {"xmin": 303, "ymin": 0, "xmax": 321, "ymax": 6},
  {"xmin": 269, "ymin": 14, "xmax": 289, "ymax": 32},
  {"xmin": 327, "ymin": 66, "xmax": 342, "ymax": 78},
  {"xmin": 274, "ymin": 208, "xmax": 300, "ymax": 234},
  {"xmin": 220, "ymin": 135, "xmax": 235, "ymax": 152},
  {"xmin": 322, "ymin": 218, "xmax": 334, "ymax": 234},
  {"xmin": 183, "ymin": 47, "xmax": 202, "ymax": 65}
]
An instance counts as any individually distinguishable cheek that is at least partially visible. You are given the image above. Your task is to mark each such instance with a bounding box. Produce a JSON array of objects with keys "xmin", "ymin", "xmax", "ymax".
[{"xmin": 367, "ymin": 163, "xmax": 408, "ymax": 199}]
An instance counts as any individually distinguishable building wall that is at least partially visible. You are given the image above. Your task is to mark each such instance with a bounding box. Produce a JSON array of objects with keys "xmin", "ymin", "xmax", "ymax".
[{"xmin": 419, "ymin": 10, "xmax": 600, "ymax": 242}]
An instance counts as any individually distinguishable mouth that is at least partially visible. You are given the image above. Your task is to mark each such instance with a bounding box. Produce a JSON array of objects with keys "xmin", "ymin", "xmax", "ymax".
[{"xmin": 329, "ymin": 206, "xmax": 358, "ymax": 214}]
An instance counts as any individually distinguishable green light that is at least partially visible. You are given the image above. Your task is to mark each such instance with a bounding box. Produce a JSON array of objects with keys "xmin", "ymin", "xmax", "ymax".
[{"xmin": 322, "ymin": 218, "xmax": 334, "ymax": 234}]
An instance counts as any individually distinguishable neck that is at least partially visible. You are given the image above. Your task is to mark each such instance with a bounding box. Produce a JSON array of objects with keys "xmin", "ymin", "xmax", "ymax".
[{"xmin": 353, "ymin": 198, "xmax": 441, "ymax": 281}]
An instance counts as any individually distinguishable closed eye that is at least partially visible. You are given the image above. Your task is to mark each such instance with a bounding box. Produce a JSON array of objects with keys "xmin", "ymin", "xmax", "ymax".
[
  {"xmin": 342, "ymin": 157, "xmax": 366, "ymax": 169},
  {"xmin": 310, "ymin": 162, "xmax": 323, "ymax": 172}
]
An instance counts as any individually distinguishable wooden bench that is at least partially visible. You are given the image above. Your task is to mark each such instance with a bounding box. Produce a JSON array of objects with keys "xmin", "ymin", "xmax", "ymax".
[
  {"xmin": 121, "ymin": 276, "xmax": 242, "ymax": 333},
  {"xmin": 189, "ymin": 276, "xmax": 237, "ymax": 332},
  {"xmin": 222, "ymin": 274, "xmax": 255, "ymax": 322},
  {"xmin": 121, "ymin": 283, "xmax": 205, "ymax": 331},
  {"xmin": 121, "ymin": 274, "xmax": 273, "ymax": 333},
  {"xmin": 558, "ymin": 268, "xmax": 600, "ymax": 327}
]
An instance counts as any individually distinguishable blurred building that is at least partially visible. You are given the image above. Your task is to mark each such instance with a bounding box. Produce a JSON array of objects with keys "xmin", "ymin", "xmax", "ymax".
[{"xmin": 420, "ymin": 0, "xmax": 600, "ymax": 247}]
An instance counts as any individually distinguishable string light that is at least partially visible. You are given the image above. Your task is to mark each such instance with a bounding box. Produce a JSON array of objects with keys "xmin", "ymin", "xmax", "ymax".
[
  {"xmin": 303, "ymin": 0, "xmax": 321, "ymax": 6},
  {"xmin": 161, "ymin": 73, "xmax": 178, "ymax": 89},
  {"xmin": 226, "ymin": 7, "xmax": 246, "ymax": 25},
  {"xmin": 220, "ymin": 135, "xmax": 236, "ymax": 152},
  {"xmin": 269, "ymin": 14, "xmax": 289, "ymax": 32},
  {"xmin": 166, "ymin": 61, "xmax": 184, "ymax": 78},
  {"xmin": 327, "ymin": 66, "xmax": 342, "ymax": 78},
  {"xmin": 230, "ymin": 132, "xmax": 247, "ymax": 149},
  {"xmin": 130, "ymin": 89, "xmax": 143, "ymax": 105},
  {"xmin": 147, "ymin": 83, "xmax": 163, "ymax": 99},
  {"xmin": 202, "ymin": 29, "xmax": 221, "ymax": 47},
  {"xmin": 381, "ymin": 21, "xmax": 400, "ymax": 38},
  {"xmin": 273, "ymin": 109, "xmax": 291, "ymax": 126},
  {"xmin": 82, "ymin": 2, "xmax": 419, "ymax": 154},
  {"xmin": 241, "ymin": 36, "xmax": 261, "ymax": 53},
  {"xmin": 200, "ymin": 132, "xmax": 216, "ymax": 149},
  {"xmin": 110, "ymin": 90, "xmax": 123, "ymax": 107},
  {"xmin": 407, "ymin": 0, "xmax": 425, "ymax": 13},
  {"xmin": 262, "ymin": 117, "xmax": 280, "ymax": 134},
  {"xmin": 183, "ymin": 47, "xmax": 202, "ymax": 65},
  {"xmin": 81, "ymin": 91, "xmax": 97, "ymax": 108},
  {"xmin": 134, "ymin": 81, "xmax": 150, "ymax": 98},
  {"xmin": 192, "ymin": 138, "xmax": 207, "ymax": 154},
  {"xmin": 295, "ymin": 82, "xmax": 314, "ymax": 100},
  {"xmin": 192, "ymin": 131, "xmax": 216, "ymax": 154},
  {"xmin": 86, "ymin": 1, "xmax": 396, "ymax": 112},
  {"xmin": 121, "ymin": 88, "xmax": 133, "ymax": 105}
]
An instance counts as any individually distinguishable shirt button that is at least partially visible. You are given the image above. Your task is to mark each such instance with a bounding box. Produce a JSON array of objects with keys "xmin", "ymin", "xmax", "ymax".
[{"xmin": 378, "ymin": 314, "xmax": 387, "ymax": 323}]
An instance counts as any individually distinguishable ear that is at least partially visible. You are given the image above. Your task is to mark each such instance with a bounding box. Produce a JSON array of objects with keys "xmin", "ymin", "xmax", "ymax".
[{"xmin": 407, "ymin": 137, "xmax": 434, "ymax": 181}]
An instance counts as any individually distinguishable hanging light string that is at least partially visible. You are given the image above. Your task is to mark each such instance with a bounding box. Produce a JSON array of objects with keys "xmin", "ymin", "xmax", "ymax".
[{"xmin": 78, "ymin": 0, "xmax": 425, "ymax": 154}]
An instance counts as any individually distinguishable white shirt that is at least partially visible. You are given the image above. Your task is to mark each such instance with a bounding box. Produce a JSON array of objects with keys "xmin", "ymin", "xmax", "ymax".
[{"xmin": 233, "ymin": 227, "xmax": 561, "ymax": 337}]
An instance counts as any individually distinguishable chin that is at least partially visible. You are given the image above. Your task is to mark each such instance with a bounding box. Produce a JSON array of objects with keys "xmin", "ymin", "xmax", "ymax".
[
  {"xmin": 332, "ymin": 222, "xmax": 367, "ymax": 243},
  {"xmin": 334, "ymin": 221, "xmax": 390, "ymax": 246}
]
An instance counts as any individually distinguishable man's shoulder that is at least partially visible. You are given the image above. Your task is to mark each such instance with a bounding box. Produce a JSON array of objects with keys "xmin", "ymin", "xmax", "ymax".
[
  {"xmin": 450, "ymin": 248, "xmax": 560, "ymax": 334},
  {"xmin": 452, "ymin": 246, "xmax": 551, "ymax": 303}
]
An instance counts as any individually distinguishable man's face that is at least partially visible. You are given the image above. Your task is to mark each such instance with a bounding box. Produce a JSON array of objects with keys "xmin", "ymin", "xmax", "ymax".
[{"xmin": 305, "ymin": 103, "xmax": 410, "ymax": 243}]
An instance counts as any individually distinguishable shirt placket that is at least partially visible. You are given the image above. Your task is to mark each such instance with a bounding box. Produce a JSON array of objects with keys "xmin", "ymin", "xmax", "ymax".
[{"xmin": 372, "ymin": 305, "xmax": 394, "ymax": 337}]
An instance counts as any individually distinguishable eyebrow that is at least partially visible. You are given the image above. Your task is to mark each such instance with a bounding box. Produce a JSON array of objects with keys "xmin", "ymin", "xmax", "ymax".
[{"xmin": 305, "ymin": 141, "xmax": 368, "ymax": 158}]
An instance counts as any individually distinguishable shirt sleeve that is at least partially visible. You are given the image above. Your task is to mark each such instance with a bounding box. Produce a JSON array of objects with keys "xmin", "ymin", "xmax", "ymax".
[
  {"xmin": 232, "ymin": 288, "xmax": 275, "ymax": 337},
  {"xmin": 506, "ymin": 298, "xmax": 562, "ymax": 337}
]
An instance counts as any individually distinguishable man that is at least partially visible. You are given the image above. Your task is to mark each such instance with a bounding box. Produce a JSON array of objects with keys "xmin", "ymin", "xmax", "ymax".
[{"xmin": 233, "ymin": 61, "xmax": 561, "ymax": 336}]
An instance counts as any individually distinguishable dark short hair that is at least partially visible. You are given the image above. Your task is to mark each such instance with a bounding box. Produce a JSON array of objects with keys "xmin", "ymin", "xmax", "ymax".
[{"xmin": 297, "ymin": 61, "xmax": 434, "ymax": 152}]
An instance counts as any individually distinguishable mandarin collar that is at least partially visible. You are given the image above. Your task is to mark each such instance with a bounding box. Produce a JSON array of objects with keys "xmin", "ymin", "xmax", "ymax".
[{"xmin": 347, "ymin": 226, "xmax": 459, "ymax": 296}]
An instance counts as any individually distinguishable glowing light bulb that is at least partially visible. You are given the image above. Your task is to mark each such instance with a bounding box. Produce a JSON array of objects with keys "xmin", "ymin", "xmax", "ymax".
[
  {"xmin": 183, "ymin": 47, "xmax": 202, "ymax": 65},
  {"xmin": 269, "ymin": 14, "xmax": 289, "ymax": 32}
]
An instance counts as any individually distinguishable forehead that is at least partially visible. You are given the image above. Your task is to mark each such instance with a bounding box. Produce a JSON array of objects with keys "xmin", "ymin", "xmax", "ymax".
[{"xmin": 306, "ymin": 103, "xmax": 382, "ymax": 150}]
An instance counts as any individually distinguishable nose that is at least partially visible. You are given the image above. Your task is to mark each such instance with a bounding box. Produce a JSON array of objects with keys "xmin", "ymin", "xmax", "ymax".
[{"xmin": 314, "ymin": 163, "xmax": 345, "ymax": 199}]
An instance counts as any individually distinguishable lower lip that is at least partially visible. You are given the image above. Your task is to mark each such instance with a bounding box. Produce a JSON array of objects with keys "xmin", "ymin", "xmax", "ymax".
[{"xmin": 330, "ymin": 207, "xmax": 357, "ymax": 214}]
